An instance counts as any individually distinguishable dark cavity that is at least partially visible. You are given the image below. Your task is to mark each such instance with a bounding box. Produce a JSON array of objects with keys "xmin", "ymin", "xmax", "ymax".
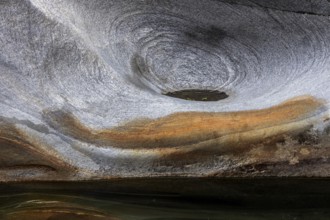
[{"xmin": 164, "ymin": 89, "xmax": 228, "ymax": 101}]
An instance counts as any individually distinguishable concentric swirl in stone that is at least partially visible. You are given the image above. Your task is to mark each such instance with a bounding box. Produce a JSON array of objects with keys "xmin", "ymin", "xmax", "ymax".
[{"xmin": 1, "ymin": 0, "xmax": 330, "ymax": 181}]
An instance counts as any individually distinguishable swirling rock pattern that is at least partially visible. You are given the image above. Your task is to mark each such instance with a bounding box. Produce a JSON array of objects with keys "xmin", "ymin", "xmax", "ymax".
[{"xmin": 1, "ymin": 0, "xmax": 330, "ymax": 181}]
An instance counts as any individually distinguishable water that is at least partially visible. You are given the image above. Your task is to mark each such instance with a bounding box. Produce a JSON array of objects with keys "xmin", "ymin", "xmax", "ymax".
[{"xmin": 0, "ymin": 178, "xmax": 330, "ymax": 219}]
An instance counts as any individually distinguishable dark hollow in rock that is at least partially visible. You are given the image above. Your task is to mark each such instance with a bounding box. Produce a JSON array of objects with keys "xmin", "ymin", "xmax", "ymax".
[{"xmin": 164, "ymin": 90, "xmax": 229, "ymax": 101}]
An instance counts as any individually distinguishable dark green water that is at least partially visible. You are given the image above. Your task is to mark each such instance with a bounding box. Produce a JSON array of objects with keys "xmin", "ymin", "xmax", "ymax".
[{"xmin": 0, "ymin": 178, "xmax": 330, "ymax": 219}]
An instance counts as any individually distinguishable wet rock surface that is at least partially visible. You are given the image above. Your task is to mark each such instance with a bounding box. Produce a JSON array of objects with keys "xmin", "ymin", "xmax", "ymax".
[{"xmin": 1, "ymin": 0, "xmax": 330, "ymax": 181}]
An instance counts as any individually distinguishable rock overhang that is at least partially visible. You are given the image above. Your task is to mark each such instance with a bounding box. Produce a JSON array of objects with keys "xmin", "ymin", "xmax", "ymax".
[{"xmin": 1, "ymin": 0, "xmax": 330, "ymax": 181}]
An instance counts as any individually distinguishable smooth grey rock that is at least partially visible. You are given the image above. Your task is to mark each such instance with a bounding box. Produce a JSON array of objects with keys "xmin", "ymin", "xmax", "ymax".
[{"xmin": 1, "ymin": 0, "xmax": 330, "ymax": 181}]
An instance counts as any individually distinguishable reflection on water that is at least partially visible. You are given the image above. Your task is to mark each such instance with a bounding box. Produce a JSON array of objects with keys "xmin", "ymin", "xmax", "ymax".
[
  {"xmin": 2, "ymin": 199, "xmax": 113, "ymax": 220},
  {"xmin": 0, "ymin": 178, "xmax": 330, "ymax": 220}
]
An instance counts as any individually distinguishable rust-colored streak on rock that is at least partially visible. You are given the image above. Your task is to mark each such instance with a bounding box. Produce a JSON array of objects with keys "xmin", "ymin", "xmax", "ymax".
[
  {"xmin": 0, "ymin": 120, "xmax": 74, "ymax": 179},
  {"xmin": 45, "ymin": 96, "xmax": 325, "ymax": 151}
]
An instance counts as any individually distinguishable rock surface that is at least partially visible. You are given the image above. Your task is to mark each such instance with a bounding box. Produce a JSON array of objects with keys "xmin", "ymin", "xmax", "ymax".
[{"xmin": 1, "ymin": 0, "xmax": 330, "ymax": 181}]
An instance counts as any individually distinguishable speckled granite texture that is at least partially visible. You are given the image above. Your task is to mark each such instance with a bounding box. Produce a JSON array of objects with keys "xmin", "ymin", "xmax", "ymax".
[{"xmin": 1, "ymin": 0, "xmax": 330, "ymax": 181}]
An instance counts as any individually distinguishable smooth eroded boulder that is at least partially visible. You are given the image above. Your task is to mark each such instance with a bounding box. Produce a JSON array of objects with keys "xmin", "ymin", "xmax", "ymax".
[{"xmin": 1, "ymin": 0, "xmax": 330, "ymax": 181}]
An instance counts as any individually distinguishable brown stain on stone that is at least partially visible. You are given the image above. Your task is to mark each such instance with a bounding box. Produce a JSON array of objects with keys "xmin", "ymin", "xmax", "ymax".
[
  {"xmin": 44, "ymin": 96, "xmax": 326, "ymax": 153},
  {"xmin": 0, "ymin": 120, "xmax": 75, "ymax": 180}
]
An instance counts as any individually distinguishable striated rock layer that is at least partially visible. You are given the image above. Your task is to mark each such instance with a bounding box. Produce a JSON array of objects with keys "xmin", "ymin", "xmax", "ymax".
[{"xmin": 1, "ymin": 0, "xmax": 330, "ymax": 181}]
